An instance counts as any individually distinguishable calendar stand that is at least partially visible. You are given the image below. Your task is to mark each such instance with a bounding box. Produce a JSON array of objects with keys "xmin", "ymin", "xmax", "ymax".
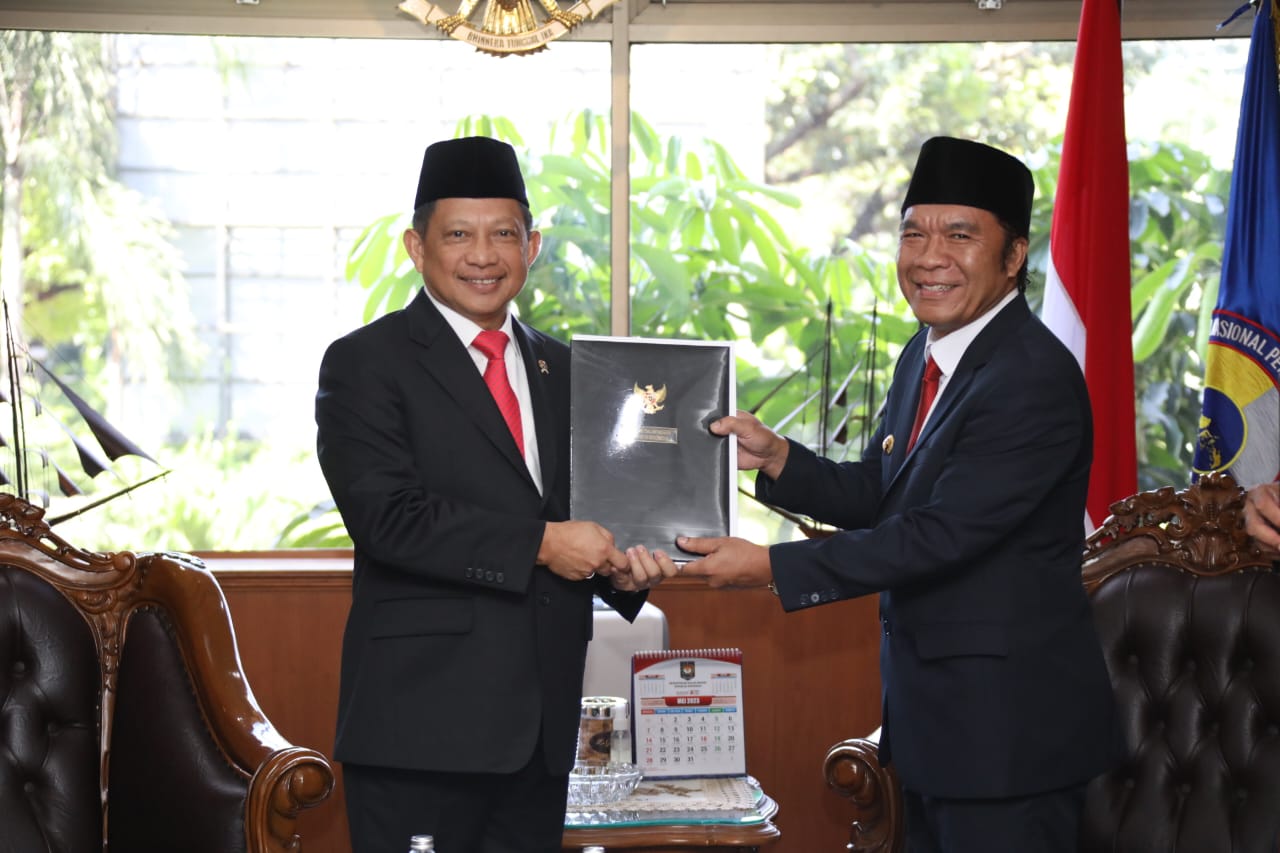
[{"xmin": 631, "ymin": 648, "xmax": 745, "ymax": 778}]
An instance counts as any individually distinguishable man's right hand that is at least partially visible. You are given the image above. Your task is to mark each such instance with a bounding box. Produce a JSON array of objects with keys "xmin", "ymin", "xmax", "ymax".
[
  {"xmin": 709, "ymin": 410, "xmax": 789, "ymax": 480},
  {"xmin": 1243, "ymin": 482, "xmax": 1280, "ymax": 550},
  {"xmin": 537, "ymin": 520, "xmax": 628, "ymax": 582}
]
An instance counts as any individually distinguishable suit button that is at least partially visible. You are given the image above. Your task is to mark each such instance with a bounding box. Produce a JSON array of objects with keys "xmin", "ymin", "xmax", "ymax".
[
  {"xmin": 540, "ymin": 593, "xmax": 551, "ymax": 606},
  {"xmin": 496, "ymin": 572, "xmax": 505, "ymax": 583},
  {"xmin": 485, "ymin": 570, "xmax": 495, "ymax": 582},
  {"xmin": 464, "ymin": 567, "xmax": 474, "ymax": 579}
]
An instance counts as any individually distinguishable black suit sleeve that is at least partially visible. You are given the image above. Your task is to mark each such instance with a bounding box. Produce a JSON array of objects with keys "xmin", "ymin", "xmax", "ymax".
[
  {"xmin": 766, "ymin": 326, "xmax": 1090, "ymax": 606},
  {"xmin": 316, "ymin": 330, "xmax": 546, "ymax": 591}
]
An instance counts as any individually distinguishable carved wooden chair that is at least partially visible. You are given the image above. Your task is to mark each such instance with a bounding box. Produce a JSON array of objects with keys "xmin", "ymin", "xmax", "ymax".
[
  {"xmin": 0, "ymin": 493, "xmax": 334, "ymax": 852},
  {"xmin": 823, "ymin": 472, "xmax": 1280, "ymax": 852}
]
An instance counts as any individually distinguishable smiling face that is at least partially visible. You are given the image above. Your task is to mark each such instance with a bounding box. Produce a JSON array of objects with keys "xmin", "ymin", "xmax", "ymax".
[
  {"xmin": 403, "ymin": 196, "xmax": 542, "ymax": 330},
  {"xmin": 896, "ymin": 203, "xmax": 1027, "ymax": 338}
]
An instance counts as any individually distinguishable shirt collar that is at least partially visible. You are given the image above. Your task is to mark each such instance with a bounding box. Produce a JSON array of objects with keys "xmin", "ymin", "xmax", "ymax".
[
  {"xmin": 925, "ymin": 289, "xmax": 1017, "ymax": 376},
  {"xmin": 422, "ymin": 287, "xmax": 516, "ymax": 349}
]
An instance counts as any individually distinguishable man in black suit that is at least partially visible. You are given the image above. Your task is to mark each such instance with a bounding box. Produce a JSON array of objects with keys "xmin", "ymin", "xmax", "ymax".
[
  {"xmin": 644, "ymin": 137, "xmax": 1121, "ymax": 852},
  {"xmin": 316, "ymin": 136, "xmax": 671, "ymax": 853}
]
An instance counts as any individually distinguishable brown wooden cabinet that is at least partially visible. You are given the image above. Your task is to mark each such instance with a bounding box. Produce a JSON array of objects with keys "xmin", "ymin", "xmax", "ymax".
[{"xmin": 210, "ymin": 552, "xmax": 882, "ymax": 853}]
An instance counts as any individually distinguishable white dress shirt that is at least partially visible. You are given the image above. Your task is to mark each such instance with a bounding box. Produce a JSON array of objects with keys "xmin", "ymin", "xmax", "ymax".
[{"xmin": 423, "ymin": 290, "xmax": 544, "ymax": 494}]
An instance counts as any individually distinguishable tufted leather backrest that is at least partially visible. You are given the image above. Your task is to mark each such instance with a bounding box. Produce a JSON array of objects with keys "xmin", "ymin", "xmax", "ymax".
[
  {"xmin": 0, "ymin": 565, "xmax": 104, "ymax": 853},
  {"xmin": 0, "ymin": 554, "xmax": 251, "ymax": 853},
  {"xmin": 107, "ymin": 605, "xmax": 258, "ymax": 852},
  {"xmin": 1079, "ymin": 473, "xmax": 1280, "ymax": 853},
  {"xmin": 0, "ymin": 493, "xmax": 335, "ymax": 853}
]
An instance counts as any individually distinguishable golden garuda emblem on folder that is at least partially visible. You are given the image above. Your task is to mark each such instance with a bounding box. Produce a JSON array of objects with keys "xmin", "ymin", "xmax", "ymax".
[
  {"xmin": 398, "ymin": 0, "xmax": 623, "ymax": 56},
  {"xmin": 633, "ymin": 383, "xmax": 667, "ymax": 415}
]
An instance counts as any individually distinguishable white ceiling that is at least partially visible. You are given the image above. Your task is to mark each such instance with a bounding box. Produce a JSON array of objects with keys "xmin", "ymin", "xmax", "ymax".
[{"xmin": 0, "ymin": 0, "xmax": 1254, "ymax": 42}]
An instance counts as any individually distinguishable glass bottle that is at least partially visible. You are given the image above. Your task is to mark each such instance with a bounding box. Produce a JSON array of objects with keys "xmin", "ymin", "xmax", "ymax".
[
  {"xmin": 609, "ymin": 698, "xmax": 632, "ymax": 765},
  {"xmin": 408, "ymin": 835, "xmax": 435, "ymax": 852}
]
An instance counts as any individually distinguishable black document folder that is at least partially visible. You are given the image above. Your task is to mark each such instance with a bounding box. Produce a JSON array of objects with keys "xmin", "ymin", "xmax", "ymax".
[{"xmin": 570, "ymin": 336, "xmax": 736, "ymax": 559}]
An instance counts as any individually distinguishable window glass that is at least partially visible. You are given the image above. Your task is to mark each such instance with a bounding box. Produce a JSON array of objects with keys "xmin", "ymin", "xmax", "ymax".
[
  {"xmin": 4, "ymin": 32, "xmax": 609, "ymax": 549},
  {"xmin": 0, "ymin": 32, "xmax": 1246, "ymax": 549}
]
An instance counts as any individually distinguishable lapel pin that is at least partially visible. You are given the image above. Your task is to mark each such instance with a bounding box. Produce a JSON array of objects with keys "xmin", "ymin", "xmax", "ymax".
[
  {"xmin": 882, "ymin": 435, "xmax": 895, "ymax": 455},
  {"xmin": 537, "ymin": 359, "xmax": 549, "ymax": 375}
]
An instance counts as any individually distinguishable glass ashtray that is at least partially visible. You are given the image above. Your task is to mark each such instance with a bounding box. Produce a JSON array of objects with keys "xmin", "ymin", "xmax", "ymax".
[{"xmin": 566, "ymin": 762, "xmax": 642, "ymax": 806}]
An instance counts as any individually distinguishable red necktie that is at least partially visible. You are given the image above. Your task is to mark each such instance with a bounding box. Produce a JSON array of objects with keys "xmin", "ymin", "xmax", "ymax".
[
  {"xmin": 906, "ymin": 355, "xmax": 942, "ymax": 453},
  {"xmin": 473, "ymin": 330, "xmax": 524, "ymax": 456}
]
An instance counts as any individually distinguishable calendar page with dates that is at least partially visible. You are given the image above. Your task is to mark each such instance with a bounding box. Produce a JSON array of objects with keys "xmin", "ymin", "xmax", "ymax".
[{"xmin": 630, "ymin": 648, "xmax": 746, "ymax": 778}]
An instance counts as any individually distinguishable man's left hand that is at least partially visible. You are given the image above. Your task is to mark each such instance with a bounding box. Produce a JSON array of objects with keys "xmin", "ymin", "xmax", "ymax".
[{"xmin": 610, "ymin": 545, "xmax": 682, "ymax": 592}]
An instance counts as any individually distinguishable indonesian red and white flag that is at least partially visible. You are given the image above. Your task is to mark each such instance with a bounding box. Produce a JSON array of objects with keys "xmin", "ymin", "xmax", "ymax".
[{"xmin": 1041, "ymin": 0, "xmax": 1137, "ymax": 533}]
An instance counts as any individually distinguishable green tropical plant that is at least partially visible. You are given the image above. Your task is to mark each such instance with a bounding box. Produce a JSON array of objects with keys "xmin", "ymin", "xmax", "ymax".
[
  {"xmin": 1122, "ymin": 142, "xmax": 1226, "ymax": 488},
  {"xmin": 332, "ymin": 117, "xmax": 1230, "ymax": 551},
  {"xmin": 51, "ymin": 424, "xmax": 330, "ymax": 551},
  {"xmin": 762, "ymin": 40, "xmax": 1232, "ymax": 493},
  {"xmin": 332, "ymin": 113, "xmax": 916, "ymax": 546},
  {"xmin": 345, "ymin": 112, "xmax": 913, "ymax": 456},
  {"xmin": 0, "ymin": 31, "xmax": 198, "ymax": 513},
  {"xmin": 1025, "ymin": 139, "xmax": 1227, "ymax": 490},
  {"xmin": 1, "ymin": 32, "xmax": 199, "ymax": 380},
  {"xmin": 0, "ymin": 34, "xmax": 1235, "ymax": 551}
]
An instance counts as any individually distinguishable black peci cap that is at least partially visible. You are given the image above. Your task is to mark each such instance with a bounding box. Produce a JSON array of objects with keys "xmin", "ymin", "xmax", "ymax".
[
  {"xmin": 901, "ymin": 137, "xmax": 1035, "ymax": 237},
  {"xmin": 413, "ymin": 136, "xmax": 529, "ymax": 210}
]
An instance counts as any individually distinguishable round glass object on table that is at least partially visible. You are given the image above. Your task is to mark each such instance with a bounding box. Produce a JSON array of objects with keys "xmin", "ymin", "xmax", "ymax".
[
  {"xmin": 566, "ymin": 762, "xmax": 643, "ymax": 807},
  {"xmin": 407, "ymin": 835, "xmax": 434, "ymax": 852}
]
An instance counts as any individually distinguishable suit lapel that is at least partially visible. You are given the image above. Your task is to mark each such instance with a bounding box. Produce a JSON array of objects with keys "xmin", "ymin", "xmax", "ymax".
[
  {"xmin": 888, "ymin": 296, "xmax": 1032, "ymax": 484},
  {"xmin": 406, "ymin": 291, "xmax": 535, "ymax": 486},
  {"xmin": 884, "ymin": 331, "xmax": 927, "ymax": 480},
  {"xmin": 918, "ymin": 297, "xmax": 1032, "ymax": 451},
  {"xmin": 511, "ymin": 319, "xmax": 559, "ymax": 500}
]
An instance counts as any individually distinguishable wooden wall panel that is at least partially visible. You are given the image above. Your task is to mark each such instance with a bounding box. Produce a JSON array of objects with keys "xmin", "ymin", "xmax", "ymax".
[
  {"xmin": 651, "ymin": 581, "xmax": 882, "ymax": 853},
  {"xmin": 209, "ymin": 555, "xmax": 882, "ymax": 853}
]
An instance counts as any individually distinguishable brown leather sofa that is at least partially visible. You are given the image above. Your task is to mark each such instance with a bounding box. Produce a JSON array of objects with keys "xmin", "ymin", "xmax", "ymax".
[
  {"xmin": 823, "ymin": 472, "xmax": 1280, "ymax": 852},
  {"xmin": 0, "ymin": 493, "xmax": 334, "ymax": 852}
]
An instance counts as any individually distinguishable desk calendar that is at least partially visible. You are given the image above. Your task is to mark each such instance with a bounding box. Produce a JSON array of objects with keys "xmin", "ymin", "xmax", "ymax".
[{"xmin": 631, "ymin": 648, "xmax": 746, "ymax": 778}]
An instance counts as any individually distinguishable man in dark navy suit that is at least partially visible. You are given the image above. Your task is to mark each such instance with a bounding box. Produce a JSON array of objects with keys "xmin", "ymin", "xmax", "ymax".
[
  {"xmin": 646, "ymin": 137, "xmax": 1121, "ymax": 852},
  {"xmin": 316, "ymin": 136, "xmax": 674, "ymax": 853}
]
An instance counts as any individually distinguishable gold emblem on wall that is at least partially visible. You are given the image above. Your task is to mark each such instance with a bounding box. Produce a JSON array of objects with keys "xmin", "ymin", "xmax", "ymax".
[{"xmin": 399, "ymin": 0, "xmax": 623, "ymax": 56}]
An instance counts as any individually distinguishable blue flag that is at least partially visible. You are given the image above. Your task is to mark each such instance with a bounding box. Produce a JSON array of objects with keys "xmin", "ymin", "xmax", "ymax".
[{"xmin": 1193, "ymin": 0, "xmax": 1280, "ymax": 488}]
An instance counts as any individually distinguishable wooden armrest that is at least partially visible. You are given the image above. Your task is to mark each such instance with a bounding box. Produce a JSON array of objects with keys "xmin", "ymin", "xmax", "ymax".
[
  {"xmin": 144, "ymin": 551, "xmax": 336, "ymax": 852},
  {"xmin": 246, "ymin": 746, "xmax": 337, "ymax": 852},
  {"xmin": 823, "ymin": 728, "xmax": 903, "ymax": 853}
]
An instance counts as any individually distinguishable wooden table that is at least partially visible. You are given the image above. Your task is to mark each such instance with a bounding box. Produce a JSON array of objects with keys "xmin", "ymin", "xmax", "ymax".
[{"xmin": 561, "ymin": 793, "xmax": 780, "ymax": 851}]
